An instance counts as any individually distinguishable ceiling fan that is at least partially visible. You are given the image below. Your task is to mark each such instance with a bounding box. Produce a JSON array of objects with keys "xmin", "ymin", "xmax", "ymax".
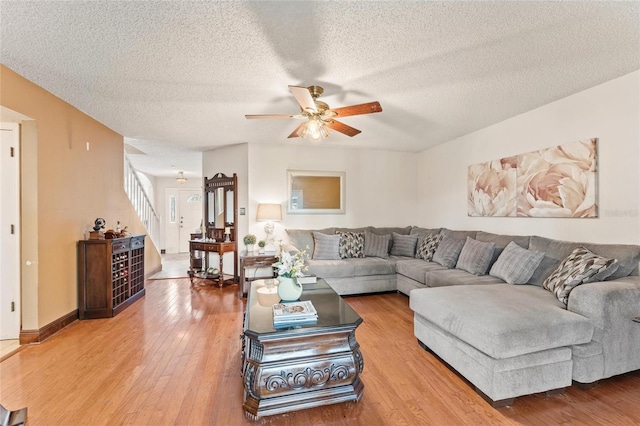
[{"xmin": 245, "ymin": 85, "xmax": 382, "ymax": 140}]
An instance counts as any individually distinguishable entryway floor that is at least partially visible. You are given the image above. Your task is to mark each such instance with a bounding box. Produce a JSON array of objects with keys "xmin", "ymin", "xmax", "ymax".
[{"xmin": 148, "ymin": 252, "xmax": 191, "ymax": 280}]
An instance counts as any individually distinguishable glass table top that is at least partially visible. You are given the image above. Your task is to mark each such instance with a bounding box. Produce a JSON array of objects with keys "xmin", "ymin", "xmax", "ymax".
[{"xmin": 245, "ymin": 278, "xmax": 362, "ymax": 337}]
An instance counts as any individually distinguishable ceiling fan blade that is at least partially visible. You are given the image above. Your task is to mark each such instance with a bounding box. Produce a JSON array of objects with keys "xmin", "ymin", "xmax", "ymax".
[
  {"xmin": 326, "ymin": 119, "xmax": 361, "ymax": 137},
  {"xmin": 330, "ymin": 101, "xmax": 382, "ymax": 117},
  {"xmin": 287, "ymin": 122, "xmax": 306, "ymax": 138},
  {"xmin": 245, "ymin": 114, "xmax": 298, "ymax": 119},
  {"xmin": 289, "ymin": 85, "xmax": 317, "ymax": 113}
]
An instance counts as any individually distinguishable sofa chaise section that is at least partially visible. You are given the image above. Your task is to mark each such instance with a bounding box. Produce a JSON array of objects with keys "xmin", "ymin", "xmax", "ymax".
[{"xmin": 410, "ymin": 284, "xmax": 594, "ymax": 405}]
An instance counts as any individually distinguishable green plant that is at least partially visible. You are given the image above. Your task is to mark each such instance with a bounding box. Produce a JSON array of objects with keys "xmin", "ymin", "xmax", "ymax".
[
  {"xmin": 258, "ymin": 240, "xmax": 266, "ymax": 248},
  {"xmin": 243, "ymin": 234, "xmax": 257, "ymax": 245}
]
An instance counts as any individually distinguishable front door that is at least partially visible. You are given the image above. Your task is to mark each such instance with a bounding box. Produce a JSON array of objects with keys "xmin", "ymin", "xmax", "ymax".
[{"xmin": 178, "ymin": 190, "xmax": 203, "ymax": 252}]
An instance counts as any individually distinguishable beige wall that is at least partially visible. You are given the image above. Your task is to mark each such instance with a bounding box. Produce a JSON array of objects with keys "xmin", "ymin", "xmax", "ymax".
[
  {"xmin": 0, "ymin": 65, "xmax": 161, "ymax": 329},
  {"xmin": 416, "ymin": 70, "xmax": 640, "ymax": 245}
]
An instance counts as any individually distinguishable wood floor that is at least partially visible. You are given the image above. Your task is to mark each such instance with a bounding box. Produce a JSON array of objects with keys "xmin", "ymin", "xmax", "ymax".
[{"xmin": 1, "ymin": 279, "xmax": 639, "ymax": 425}]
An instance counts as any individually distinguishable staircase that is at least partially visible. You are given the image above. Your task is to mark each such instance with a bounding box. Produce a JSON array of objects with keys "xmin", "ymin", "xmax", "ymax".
[{"xmin": 124, "ymin": 155, "xmax": 160, "ymax": 248}]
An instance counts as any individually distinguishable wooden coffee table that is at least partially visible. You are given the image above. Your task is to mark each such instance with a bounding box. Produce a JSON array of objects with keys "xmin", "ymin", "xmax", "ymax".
[{"xmin": 241, "ymin": 278, "xmax": 364, "ymax": 420}]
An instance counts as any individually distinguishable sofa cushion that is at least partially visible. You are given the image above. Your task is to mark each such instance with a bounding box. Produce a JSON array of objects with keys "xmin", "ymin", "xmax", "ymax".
[
  {"xmin": 312, "ymin": 232, "xmax": 341, "ymax": 260},
  {"xmin": 441, "ymin": 228, "xmax": 477, "ymax": 241},
  {"xmin": 396, "ymin": 259, "xmax": 447, "ymax": 284},
  {"xmin": 363, "ymin": 230, "xmax": 391, "ymax": 258},
  {"xmin": 415, "ymin": 232, "xmax": 442, "ymax": 261},
  {"xmin": 390, "ymin": 232, "xmax": 418, "ymax": 257},
  {"xmin": 529, "ymin": 236, "xmax": 640, "ymax": 282},
  {"xmin": 489, "ymin": 241, "xmax": 545, "ymax": 284},
  {"xmin": 305, "ymin": 259, "xmax": 355, "ymax": 278},
  {"xmin": 542, "ymin": 247, "xmax": 619, "ymax": 305},
  {"xmin": 432, "ymin": 234, "xmax": 465, "ymax": 268},
  {"xmin": 346, "ymin": 257, "xmax": 397, "ymax": 276},
  {"xmin": 410, "ymin": 284, "xmax": 594, "ymax": 358},
  {"xmin": 287, "ymin": 228, "xmax": 335, "ymax": 254},
  {"xmin": 336, "ymin": 231, "xmax": 365, "ymax": 259},
  {"xmin": 425, "ymin": 269, "xmax": 505, "ymax": 287},
  {"xmin": 456, "ymin": 237, "xmax": 495, "ymax": 275},
  {"xmin": 475, "ymin": 231, "xmax": 531, "ymax": 264},
  {"xmin": 370, "ymin": 226, "xmax": 412, "ymax": 235}
]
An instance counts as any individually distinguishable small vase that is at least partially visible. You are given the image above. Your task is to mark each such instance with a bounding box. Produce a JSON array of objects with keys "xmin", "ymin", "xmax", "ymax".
[{"xmin": 277, "ymin": 276, "xmax": 303, "ymax": 302}]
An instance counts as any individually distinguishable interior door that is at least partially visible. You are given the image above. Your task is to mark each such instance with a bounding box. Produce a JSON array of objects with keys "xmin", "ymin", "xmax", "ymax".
[
  {"xmin": 178, "ymin": 190, "xmax": 203, "ymax": 252},
  {"xmin": 0, "ymin": 123, "xmax": 20, "ymax": 340}
]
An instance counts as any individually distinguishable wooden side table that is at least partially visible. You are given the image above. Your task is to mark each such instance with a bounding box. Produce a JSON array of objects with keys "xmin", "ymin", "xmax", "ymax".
[
  {"xmin": 188, "ymin": 240, "xmax": 237, "ymax": 286},
  {"xmin": 238, "ymin": 252, "xmax": 277, "ymax": 298}
]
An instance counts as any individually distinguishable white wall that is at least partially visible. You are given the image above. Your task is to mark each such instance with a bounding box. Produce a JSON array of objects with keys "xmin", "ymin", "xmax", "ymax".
[
  {"xmin": 247, "ymin": 144, "xmax": 418, "ymax": 244},
  {"xmin": 416, "ymin": 70, "xmax": 640, "ymax": 245}
]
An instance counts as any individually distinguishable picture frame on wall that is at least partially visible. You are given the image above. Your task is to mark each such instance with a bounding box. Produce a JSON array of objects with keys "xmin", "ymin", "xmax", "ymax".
[{"xmin": 286, "ymin": 170, "xmax": 346, "ymax": 214}]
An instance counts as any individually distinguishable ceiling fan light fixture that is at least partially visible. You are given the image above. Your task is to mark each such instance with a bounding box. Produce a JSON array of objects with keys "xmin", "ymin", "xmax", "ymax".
[
  {"xmin": 176, "ymin": 171, "xmax": 187, "ymax": 184},
  {"xmin": 301, "ymin": 117, "xmax": 330, "ymax": 141}
]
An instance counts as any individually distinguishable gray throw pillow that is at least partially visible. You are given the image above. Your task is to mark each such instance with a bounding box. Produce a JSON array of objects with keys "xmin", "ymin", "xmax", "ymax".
[
  {"xmin": 336, "ymin": 231, "xmax": 365, "ymax": 259},
  {"xmin": 455, "ymin": 237, "xmax": 496, "ymax": 275},
  {"xmin": 432, "ymin": 234, "xmax": 465, "ymax": 268},
  {"xmin": 489, "ymin": 241, "xmax": 545, "ymax": 284},
  {"xmin": 312, "ymin": 232, "xmax": 341, "ymax": 260},
  {"xmin": 364, "ymin": 230, "xmax": 390, "ymax": 258},
  {"xmin": 390, "ymin": 232, "xmax": 418, "ymax": 257},
  {"xmin": 415, "ymin": 233, "xmax": 442, "ymax": 261},
  {"xmin": 542, "ymin": 246, "xmax": 619, "ymax": 305}
]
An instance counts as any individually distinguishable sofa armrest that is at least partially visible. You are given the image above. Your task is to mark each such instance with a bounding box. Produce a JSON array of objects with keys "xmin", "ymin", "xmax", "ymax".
[
  {"xmin": 568, "ymin": 277, "xmax": 640, "ymax": 329},
  {"xmin": 568, "ymin": 277, "xmax": 640, "ymax": 377}
]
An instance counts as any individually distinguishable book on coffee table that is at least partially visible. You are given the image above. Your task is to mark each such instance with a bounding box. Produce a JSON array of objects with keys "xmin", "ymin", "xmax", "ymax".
[
  {"xmin": 272, "ymin": 300, "xmax": 318, "ymax": 325},
  {"xmin": 297, "ymin": 274, "xmax": 317, "ymax": 284}
]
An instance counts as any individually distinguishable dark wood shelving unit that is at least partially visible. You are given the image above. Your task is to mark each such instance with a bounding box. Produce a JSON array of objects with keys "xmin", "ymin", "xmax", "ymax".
[{"xmin": 77, "ymin": 235, "xmax": 146, "ymax": 319}]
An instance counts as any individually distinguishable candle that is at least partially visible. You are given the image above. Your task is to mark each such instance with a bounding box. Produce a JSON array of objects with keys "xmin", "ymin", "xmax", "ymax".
[{"xmin": 225, "ymin": 227, "xmax": 230, "ymax": 234}]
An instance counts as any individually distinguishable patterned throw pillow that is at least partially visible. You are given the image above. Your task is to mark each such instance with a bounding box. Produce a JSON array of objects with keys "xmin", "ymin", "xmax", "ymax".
[
  {"xmin": 390, "ymin": 232, "xmax": 419, "ymax": 257},
  {"xmin": 489, "ymin": 241, "xmax": 545, "ymax": 284},
  {"xmin": 336, "ymin": 231, "xmax": 365, "ymax": 259},
  {"xmin": 312, "ymin": 232, "xmax": 341, "ymax": 260},
  {"xmin": 432, "ymin": 234, "xmax": 466, "ymax": 268},
  {"xmin": 455, "ymin": 237, "xmax": 496, "ymax": 275},
  {"xmin": 364, "ymin": 230, "xmax": 391, "ymax": 258},
  {"xmin": 415, "ymin": 233, "xmax": 442, "ymax": 261},
  {"xmin": 542, "ymin": 246, "xmax": 619, "ymax": 305}
]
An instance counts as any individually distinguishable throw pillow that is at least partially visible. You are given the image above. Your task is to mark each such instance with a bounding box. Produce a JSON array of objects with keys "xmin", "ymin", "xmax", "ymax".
[
  {"xmin": 455, "ymin": 237, "xmax": 496, "ymax": 275},
  {"xmin": 432, "ymin": 234, "xmax": 466, "ymax": 268},
  {"xmin": 336, "ymin": 231, "xmax": 365, "ymax": 259},
  {"xmin": 390, "ymin": 232, "xmax": 419, "ymax": 257},
  {"xmin": 542, "ymin": 246, "xmax": 619, "ymax": 305},
  {"xmin": 415, "ymin": 233, "xmax": 442, "ymax": 261},
  {"xmin": 489, "ymin": 241, "xmax": 545, "ymax": 284},
  {"xmin": 312, "ymin": 232, "xmax": 341, "ymax": 260},
  {"xmin": 364, "ymin": 230, "xmax": 391, "ymax": 258}
]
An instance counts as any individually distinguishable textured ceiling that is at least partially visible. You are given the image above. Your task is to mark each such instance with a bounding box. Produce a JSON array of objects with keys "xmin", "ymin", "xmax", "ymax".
[{"xmin": 1, "ymin": 1, "xmax": 638, "ymax": 177}]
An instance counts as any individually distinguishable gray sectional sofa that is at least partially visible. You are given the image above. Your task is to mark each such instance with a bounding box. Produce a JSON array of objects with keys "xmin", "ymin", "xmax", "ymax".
[{"xmin": 284, "ymin": 226, "xmax": 640, "ymax": 406}]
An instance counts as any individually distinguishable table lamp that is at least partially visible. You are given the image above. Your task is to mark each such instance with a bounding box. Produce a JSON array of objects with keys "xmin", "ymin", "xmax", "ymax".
[{"xmin": 256, "ymin": 203, "xmax": 282, "ymax": 246}]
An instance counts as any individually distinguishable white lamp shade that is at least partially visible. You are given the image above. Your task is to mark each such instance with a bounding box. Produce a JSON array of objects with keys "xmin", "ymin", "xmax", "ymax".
[{"xmin": 256, "ymin": 203, "xmax": 282, "ymax": 221}]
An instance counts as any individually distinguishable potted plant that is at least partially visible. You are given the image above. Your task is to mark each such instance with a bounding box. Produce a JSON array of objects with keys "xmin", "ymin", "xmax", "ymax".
[
  {"xmin": 257, "ymin": 240, "xmax": 266, "ymax": 254},
  {"xmin": 243, "ymin": 234, "xmax": 257, "ymax": 253},
  {"xmin": 272, "ymin": 246, "xmax": 310, "ymax": 301}
]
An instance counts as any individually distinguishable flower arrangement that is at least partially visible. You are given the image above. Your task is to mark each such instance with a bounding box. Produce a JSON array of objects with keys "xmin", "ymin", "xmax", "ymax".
[{"xmin": 273, "ymin": 246, "xmax": 309, "ymax": 278}]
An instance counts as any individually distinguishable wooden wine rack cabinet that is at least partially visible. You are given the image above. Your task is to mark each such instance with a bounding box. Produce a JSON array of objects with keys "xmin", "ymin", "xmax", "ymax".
[{"xmin": 77, "ymin": 235, "xmax": 146, "ymax": 319}]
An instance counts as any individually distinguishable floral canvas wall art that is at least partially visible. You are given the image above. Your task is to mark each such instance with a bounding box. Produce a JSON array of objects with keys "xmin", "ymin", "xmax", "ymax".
[
  {"xmin": 468, "ymin": 138, "xmax": 598, "ymax": 218},
  {"xmin": 468, "ymin": 157, "xmax": 517, "ymax": 217},
  {"xmin": 517, "ymin": 139, "xmax": 597, "ymax": 218}
]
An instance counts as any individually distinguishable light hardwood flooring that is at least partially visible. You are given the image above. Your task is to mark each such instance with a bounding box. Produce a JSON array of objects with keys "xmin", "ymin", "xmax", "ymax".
[{"xmin": 1, "ymin": 279, "xmax": 639, "ymax": 425}]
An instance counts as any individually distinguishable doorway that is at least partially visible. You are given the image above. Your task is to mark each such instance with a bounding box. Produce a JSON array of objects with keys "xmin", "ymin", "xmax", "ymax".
[
  {"xmin": 164, "ymin": 188, "xmax": 202, "ymax": 253},
  {"xmin": 0, "ymin": 123, "xmax": 20, "ymax": 341}
]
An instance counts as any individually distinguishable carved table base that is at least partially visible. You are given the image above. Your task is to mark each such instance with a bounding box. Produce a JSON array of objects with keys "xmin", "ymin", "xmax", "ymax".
[{"xmin": 242, "ymin": 330, "xmax": 364, "ymax": 419}]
